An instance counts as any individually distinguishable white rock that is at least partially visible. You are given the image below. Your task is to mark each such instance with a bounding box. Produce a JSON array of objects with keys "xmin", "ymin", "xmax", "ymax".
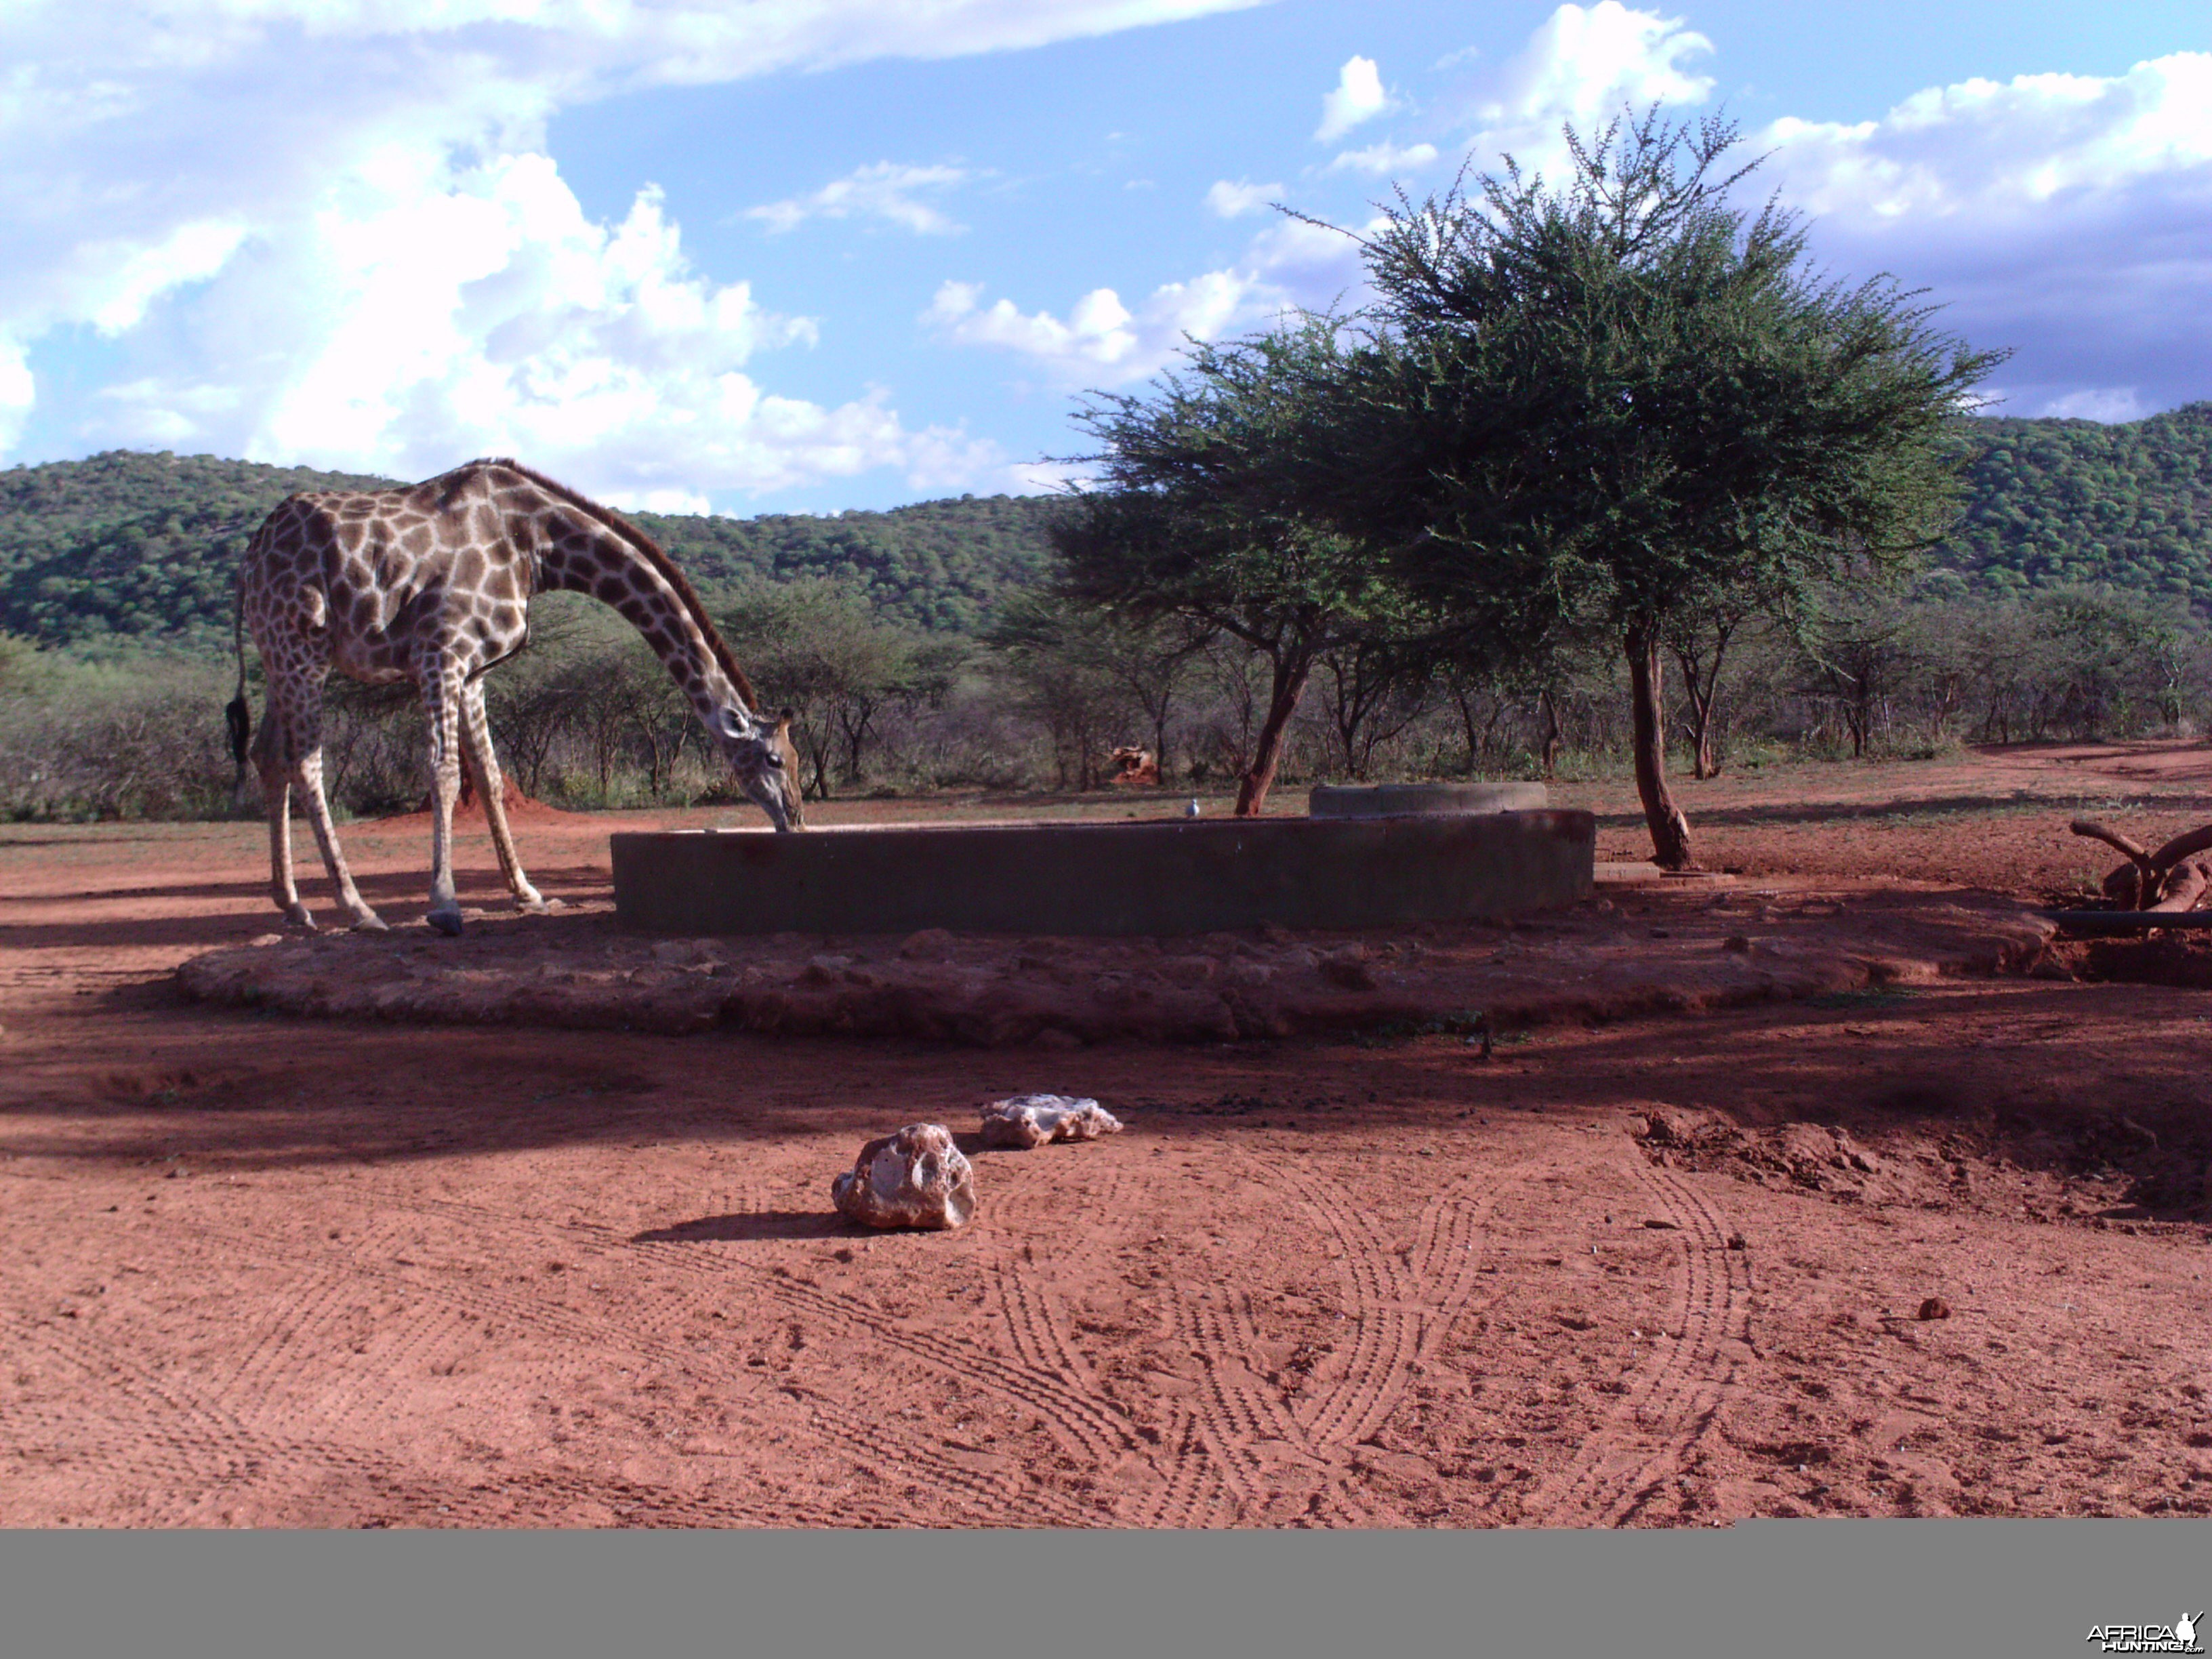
[
  {"xmin": 980, "ymin": 1094, "xmax": 1125, "ymax": 1149},
  {"xmin": 832, "ymin": 1124, "xmax": 976, "ymax": 1230}
]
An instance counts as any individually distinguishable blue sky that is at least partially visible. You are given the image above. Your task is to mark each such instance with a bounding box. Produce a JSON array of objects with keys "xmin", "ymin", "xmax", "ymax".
[{"xmin": 3, "ymin": 1, "xmax": 2208, "ymax": 514}]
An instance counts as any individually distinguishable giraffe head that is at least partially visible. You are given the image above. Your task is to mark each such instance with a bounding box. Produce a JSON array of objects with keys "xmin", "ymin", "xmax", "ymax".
[{"xmin": 713, "ymin": 706, "xmax": 806, "ymax": 831}]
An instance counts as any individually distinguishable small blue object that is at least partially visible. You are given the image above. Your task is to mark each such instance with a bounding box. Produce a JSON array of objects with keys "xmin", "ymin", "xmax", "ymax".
[{"xmin": 1185, "ymin": 798, "xmax": 1202, "ymax": 818}]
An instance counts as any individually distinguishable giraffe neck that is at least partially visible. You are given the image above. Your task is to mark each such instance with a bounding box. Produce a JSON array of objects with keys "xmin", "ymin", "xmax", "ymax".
[{"xmin": 537, "ymin": 527, "xmax": 754, "ymax": 731}]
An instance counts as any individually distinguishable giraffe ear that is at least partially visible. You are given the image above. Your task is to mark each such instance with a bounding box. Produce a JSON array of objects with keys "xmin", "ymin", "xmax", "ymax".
[{"xmin": 713, "ymin": 707, "xmax": 750, "ymax": 743}]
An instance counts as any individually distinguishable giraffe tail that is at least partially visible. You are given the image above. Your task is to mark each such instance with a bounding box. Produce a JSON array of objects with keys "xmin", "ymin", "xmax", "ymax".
[{"xmin": 225, "ymin": 570, "xmax": 252, "ymax": 807}]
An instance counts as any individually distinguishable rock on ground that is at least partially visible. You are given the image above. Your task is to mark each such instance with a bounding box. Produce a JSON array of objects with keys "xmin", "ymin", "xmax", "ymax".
[
  {"xmin": 980, "ymin": 1094, "xmax": 1125, "ymax": 1149},
  {"xmin": 832, "ymin": 1123, "xmax": 977, "ymax": 1231}
]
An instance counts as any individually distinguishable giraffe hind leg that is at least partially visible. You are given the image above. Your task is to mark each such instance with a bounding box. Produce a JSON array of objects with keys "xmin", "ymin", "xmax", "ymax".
[
  {"xmin": 254, "ymin": 710, "xmax": 317, "ymax": 929},
  {"xmin": 460, "ymin": 681, "xmax": 551, "ymax": 914},
  {"xmin": 422, "ymin": 670, "xmax": 466, "ymax": 936},
  {"xmin": 293, "ymin": 745, "xmax": 388, "ymax": 933}
]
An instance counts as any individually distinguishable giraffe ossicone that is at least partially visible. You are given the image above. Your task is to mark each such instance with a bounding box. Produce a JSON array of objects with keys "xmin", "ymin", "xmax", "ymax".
[{"xmin": 228, "ymin": 457, "xmax": 804, "ymax": 935}]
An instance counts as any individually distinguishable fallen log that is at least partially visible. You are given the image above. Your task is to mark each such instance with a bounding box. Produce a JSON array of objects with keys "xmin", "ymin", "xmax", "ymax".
[{"xmin": 2069, "ymin": 818, "xmax": 2212, "ymax": 912}]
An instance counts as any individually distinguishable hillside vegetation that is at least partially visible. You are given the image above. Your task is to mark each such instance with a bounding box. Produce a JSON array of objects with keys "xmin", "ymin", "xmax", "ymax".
[
  {"xmin": 0, "ymin": 451, "xmax": 1059, "ymax": 647},
  {"xmin": 4, "ymin": 413, "xmax": 2210, "ymax": 649},
  {"xmin": 1933, "ymin": 403, "xmax": 2212, "ymax": 605}
]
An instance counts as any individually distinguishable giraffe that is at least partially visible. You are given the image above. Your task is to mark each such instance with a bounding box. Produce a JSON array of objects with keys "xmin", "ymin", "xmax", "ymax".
[{"xmin": 227, "ymin": 456, "xmax": 804, "ymax": 936}]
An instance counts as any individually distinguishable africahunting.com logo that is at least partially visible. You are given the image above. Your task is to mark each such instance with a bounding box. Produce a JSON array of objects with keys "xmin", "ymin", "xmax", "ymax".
[{"xmin": 2086, "ymin": 1614, "xmax": 2204, "ymax": 1655}]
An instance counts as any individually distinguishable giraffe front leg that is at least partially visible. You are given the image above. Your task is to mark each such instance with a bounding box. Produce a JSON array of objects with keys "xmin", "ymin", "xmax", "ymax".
[
  {"xmin": 460, "ymin": 680, "xmax": 552, "ymax": 914},
  {"xmin": 423, "ymin": 670, "xmax": 466, "ymax": 936}
]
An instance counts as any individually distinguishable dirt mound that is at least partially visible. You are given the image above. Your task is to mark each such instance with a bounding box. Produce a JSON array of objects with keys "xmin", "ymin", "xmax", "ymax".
[
  {"xmin": 2072, "ymin": 932, "xmax": 2212, "ymax": 991},
  {"xmin": 1635, "ymin": 1095, "xmax": 2212, "ymax": 1226},
  {"xmin": 373, "ymin": 774, "xmax": 573, "ymax": 830},
  {"xmin": 173, "ymin": 887, "xmax": 2057, "ymax": 1046}
]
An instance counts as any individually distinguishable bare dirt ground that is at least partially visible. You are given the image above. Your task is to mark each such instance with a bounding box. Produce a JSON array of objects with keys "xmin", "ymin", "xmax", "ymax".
[{"xmin": 6, "ymin": 747, "xmax": 2212, "ymax": 1528}]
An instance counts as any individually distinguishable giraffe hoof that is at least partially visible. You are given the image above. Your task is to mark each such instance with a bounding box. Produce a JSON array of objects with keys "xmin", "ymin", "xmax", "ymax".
[
  {"xmin": 283, "ymin": 908, "xmax": 318, "ymax": 932},
  {"xmin": 519, "ymin": 897, "xmax": 560, "ymax": 916},
  {"xmin": 351, "ymin": 914, "xmax": 390, "ymax": 933},
  {"xmin": 426, "ymin": 909, "xmax": 465, "ymax": 937}
]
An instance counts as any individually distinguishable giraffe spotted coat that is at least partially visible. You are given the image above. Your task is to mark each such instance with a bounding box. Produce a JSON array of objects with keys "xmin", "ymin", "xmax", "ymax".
[{"xmin": 232, "ymin": 457, "xmax": 802, "ymax": 934}]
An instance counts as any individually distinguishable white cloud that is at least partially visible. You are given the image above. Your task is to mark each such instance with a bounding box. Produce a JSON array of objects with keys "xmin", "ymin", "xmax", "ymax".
[
  {"xmin": 1326, "ymin": 140, "xmax": 1439, "ymax": 177},
  {"xmin": 1316, "ymin": 56, "xmax": 1392, "ymax": 144},
  {"xmin": 1415, "ymin": 8, "xmax": 2212, "ymax": 419},
  {"xmin": 0, "ymin": 0, "xmax": 1261, "ymax": 496},
  {"xmin": 1204, "ymin": 178, "xmax": 1282, "ymax": 218},
  {"xmin": 746, "ymin": 161, "xmax": 972, "ymax": 236},
  {"xmin": 926, "ymin": 270, "xmax": 1272, "ymax": 386},
  {"xmin": 2039, "ymin": 388, "xmax": 2148, "ymax": 423},
  {"xmin": 1445, "ymin": 2, "xmax": 1713, "ymax": 178},
  {"xmin": 1758, "ymin": 52, "xmax": 2212, "ymax": 420},
  {"xmin": 0, "ymin": 341, "xmax": 33, "ymax": 455}
]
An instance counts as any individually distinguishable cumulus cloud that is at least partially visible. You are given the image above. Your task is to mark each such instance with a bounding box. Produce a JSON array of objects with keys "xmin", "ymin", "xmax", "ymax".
[
  {"xmin": 1204, "ymin": 178, "xmax": 1283, "ymax": 218},
  {"xmin": 926, "ymin": 270, "xmax": 1271, "ymax": 386},
  {"xmin": 746, "ymin": 162, "xmax": 972, "ymax": 236},
  {"xmin": 0, "ymin": 0, "xmax": 1258, "ymax": 496},
  {"xmin": 2039, "ymin": 388, "xmax": 2150, "ymax": 423},
  {"xmin": 1758, "ymin": 52, "xmax": 2212, "ymax": 419},
  {"xmin": 1316, "ymin": 56, "xmax": 1393, "ymax": 144},
  {"xmin": 1418, "ymin": 7, "xmax": 2211, "ymax": 419},
  {"xmin": 1439, "ymin": 2, "xmax": 1714, "ymax": 179},
  {"xmin": 1326, "ymin": 140, "xmax": 1439, "ymax": 177}
]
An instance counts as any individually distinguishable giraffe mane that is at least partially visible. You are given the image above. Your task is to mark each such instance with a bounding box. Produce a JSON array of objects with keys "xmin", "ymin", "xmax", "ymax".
[{"xmin": 472, "ymin": 457, "xmax": 762, "ymax": 712}]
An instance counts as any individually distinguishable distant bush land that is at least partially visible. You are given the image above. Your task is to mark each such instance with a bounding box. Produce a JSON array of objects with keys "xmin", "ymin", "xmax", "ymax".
[
  {"xmin": 4, "ymin": 413, "xmax": 2211, "ymax": 825},
  {"xmin": 0, "ymin": 450, "xmax": 1059, "ymax": 647},
  {"xmin": 4, "ymin": 409, "xmax": 2207, "ymax": 652}
]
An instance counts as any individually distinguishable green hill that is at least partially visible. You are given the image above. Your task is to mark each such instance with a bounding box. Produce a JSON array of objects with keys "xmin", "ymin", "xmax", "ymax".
[
  {"xmin": 0, "ymin": 451, "xmax": 1061, "ymax": 647},
  {"xmin": 5, "ymin": 407, "xmax": 2211, "ymax": 649},
  {"xmin": 1932, "ymin": 402, "xmax": 2212, "ymax": 605}
]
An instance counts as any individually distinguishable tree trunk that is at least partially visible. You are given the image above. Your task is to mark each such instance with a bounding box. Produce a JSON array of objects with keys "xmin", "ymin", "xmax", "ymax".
[
  {"xmin": 1234, "ymin": 654, "xmax": 1312, "ymax": 817},
  {"xmin": 1626, "ymin": 627, "xmax": 1694, "ymax": 869},
  {"xmin": 1538, "ymin": 690, "xmax": 1562, "ymax": 781},
  {"xmin": 1675, "ymin": 658, "xmax": 1719, "ymax": 779}
]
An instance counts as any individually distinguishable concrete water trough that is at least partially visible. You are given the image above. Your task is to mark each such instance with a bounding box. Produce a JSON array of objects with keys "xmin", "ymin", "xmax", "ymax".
[{"xmin": 611, "ymin": 808, "xmax": 1595, "ymax": 937}]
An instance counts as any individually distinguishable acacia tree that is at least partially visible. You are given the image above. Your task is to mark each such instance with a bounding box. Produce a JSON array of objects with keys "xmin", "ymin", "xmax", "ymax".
[
  {"xmin": 1322, "ymin": 110, "xmax": 2004, "ymax": 866},
  {"xmin": 1052, "ymin": 321, "xmax": 1421, "ymax": 815}
]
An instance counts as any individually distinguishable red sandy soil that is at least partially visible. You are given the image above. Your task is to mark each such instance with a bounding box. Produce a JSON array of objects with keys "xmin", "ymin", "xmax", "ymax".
[{"xmin": 5, "ymin": 747, "xmax": 2212, "ymax": 1528}]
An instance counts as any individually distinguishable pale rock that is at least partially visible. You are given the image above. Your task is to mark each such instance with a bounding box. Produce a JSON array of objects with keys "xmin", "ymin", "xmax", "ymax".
[
  {"xmin": 980, "ymin": 1094, "xmax": 1125, "ymax": 1149},
  {"xmin": 832, "ymin": 1124, "xmax": 976, "ymax": 1230}
]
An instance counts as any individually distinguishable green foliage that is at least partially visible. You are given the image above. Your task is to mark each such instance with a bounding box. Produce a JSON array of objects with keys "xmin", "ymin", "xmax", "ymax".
[
  {"xmin": 714, "ymin": 577, "xmax": 937, "ymax": 798},
  {"xmin": 0, "ymin": 644, "xmax": 237, "ymax": 820},
  {"xmin": 1932, "ymin": 404, "xmax": 2212, "ymax": 605},
  {"xmin": 635, "ymin": 495, "xmax": 1058, "ymax": 635},
  {"xmin": 1340, "ymin": 110, "xmax": 2002, "ymax": 649},
  {"xmin": 0, "ymin": 451, "xmax": 1059, "ymax": 647},
  {"xmin": 1058, "ymin": 321, "xmax": 1415, "ymax": 664},
  {"xmin": 1054, "ymin": 319, "xmax": 1429, "ymax": 808},
  {"xmin": 0, "ymin": 451, "xmax": 395, "ymax": 648}
]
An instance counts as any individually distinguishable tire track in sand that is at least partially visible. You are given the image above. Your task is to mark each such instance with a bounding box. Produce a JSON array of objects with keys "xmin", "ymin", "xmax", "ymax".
[
  {"xmin": 108, "ymin": 1212, "xmax": 983, "ymax": 1528},
  {"xmin": 378, "ymin": 1195, "xmax": 1118, "ymax": 1525},
  {"xmin": 1519, "ymin": 1162, "xmax": 1753, "ymax": 1528},
  {"xmin": 1139, "ymin": 1146, "xmax": 1519, "ymax": 1524}
]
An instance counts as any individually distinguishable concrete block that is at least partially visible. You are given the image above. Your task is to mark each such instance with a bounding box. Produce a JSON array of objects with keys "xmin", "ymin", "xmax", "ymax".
[{"xmin": 611, "ymin": 811, "xmax": 1595, "ymax": 937}]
